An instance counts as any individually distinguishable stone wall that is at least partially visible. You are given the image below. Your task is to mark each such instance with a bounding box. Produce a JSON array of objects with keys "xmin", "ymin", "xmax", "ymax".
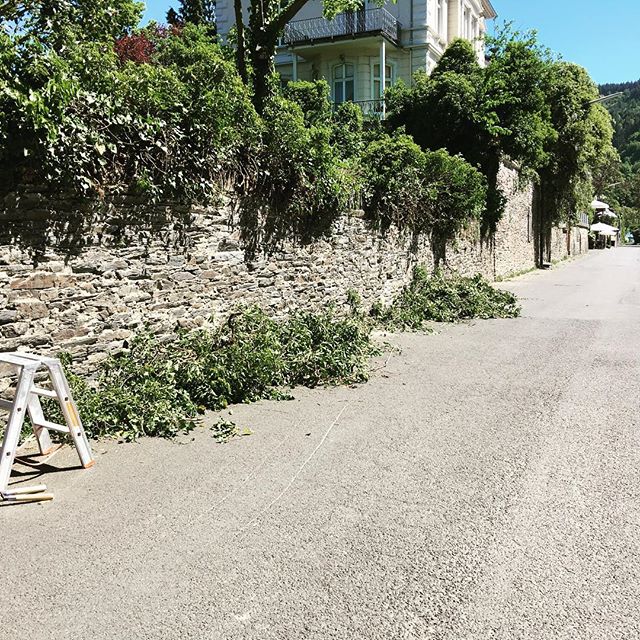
[
  {"xmin": 550, "ymin": 225, "xmax": 590, "ymax": 261},
  {"xmin": 0, "ymin": 164, "xmax": 586, "ymax": 376}
]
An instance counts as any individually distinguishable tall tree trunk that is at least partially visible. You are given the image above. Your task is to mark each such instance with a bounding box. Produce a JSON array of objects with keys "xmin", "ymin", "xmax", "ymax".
[
  {"xmin": 233, "ymin": 0, "xmax": 248, "ymax": 84},
  {"xmin": 250, "ymin": 38, "xmax": 277, "ymax": 113},
  {"xmin": 247, "ymin": 0, "xmax": 308, "ymax": 112},
  {"xmin": 534, "ymin": 179, "xmax": 552, "ymax": 267}
]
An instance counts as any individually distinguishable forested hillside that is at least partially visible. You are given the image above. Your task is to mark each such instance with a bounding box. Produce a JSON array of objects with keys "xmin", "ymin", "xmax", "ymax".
[
  {"xmin": 599, "ymin": 80, "xmax": 640, "ymax": 236},
  {"xmin": 601, "ymin": 80, "xmax": 640, "ymax": 166}
]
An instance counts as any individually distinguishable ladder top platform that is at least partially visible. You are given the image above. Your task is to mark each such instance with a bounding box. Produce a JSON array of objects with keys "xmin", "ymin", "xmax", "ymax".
[{"xmin": 0, "ymin": 352, "xmax": 59, "ymax": 369}]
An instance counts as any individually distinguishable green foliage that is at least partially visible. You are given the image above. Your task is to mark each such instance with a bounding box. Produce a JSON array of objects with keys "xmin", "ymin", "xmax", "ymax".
[
  {"xmin": 54, "ymin": 306, "xmax": 377, "ymax": 441},
  {"xmin": 423, "ymin": 149, "xmax": 487, "ymax": 248},
  {"xmin": 238, "ymin": 95, "xmax": 359, "ymax": 255},
  {"xmin": 361, "ymin": 132, "xmax": 429, "ymax": 231},
  {"xmin": 386, "ymin": 27, "xmax": 617, "ymax": 236},
  {"xmin": 372, "ymin": 267, "xmax": 521, "ymax": 330},
  {"xmin": 599, "ymin": 79, "xmax": 640, "ymax": 236},
  {"xmin": 386, "ymin": 41, "xmax": 487, "ymax": 164},
  {"xmin": 55, "ymin": 347, "xmax": 199, "ymax": 441},
  {"xmin": 0, "ymin": 25, "xmax": 258, "ymax": 200},
  {"xmin": 385, "ymin": 40, "xmax": 501, "ymax": 232},
  {"xmin": 167, "ymin": 0, "xmax": 216, "ymax": 30},
  {"xmin": 2, "ymin": 0, "xmax": 143, "ymax": 49},
  {"xmin": 539, "ymin": 62, "xmax": 615, "ymax": 224},
  {"xmin": 176, "ymin": 306, "xmax": 377, "ymax": 403},
  {"xmin": 211, "ymin": 418, "xmax": 240, "ymax": 443},
  {"xmin": 360, "ymin": 132, "xmax": 486, "ymax": 257},
  {"xmin": 283, "ymin": 80, "xmax": 332, "ymax": 126},
  {"xmin": 330, "ymin": 100, "xmax": 364, "ymax": 158},
  {"xmin": 601, "ymin": 80, "xmax": 640, "ymax": 167}
]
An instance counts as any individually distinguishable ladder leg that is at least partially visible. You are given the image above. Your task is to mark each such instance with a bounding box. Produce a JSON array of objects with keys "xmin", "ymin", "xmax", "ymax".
[
  {"xmin": 47, "ymin": 362, "xmax": 95, "ymax": 469},
  {"xmin": 0, "ymin": 366, "xmax": 36, "ymax": 494},
  {"xmin": 26, "ymin": 394, "xmax": 55, "ymax": 455}
]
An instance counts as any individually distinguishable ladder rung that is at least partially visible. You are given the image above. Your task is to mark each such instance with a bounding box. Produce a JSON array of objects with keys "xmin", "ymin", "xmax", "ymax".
[
  {"xmin": 31, "ymin": 386, "xmax": 57, "ymax": 399},
  {"xmin": 0, "ymin": 398, "xmax": 13, "ymax": 411},
  {"xmin": 34, "ymin": 420, "xmax": 69, "ymax": 434}
]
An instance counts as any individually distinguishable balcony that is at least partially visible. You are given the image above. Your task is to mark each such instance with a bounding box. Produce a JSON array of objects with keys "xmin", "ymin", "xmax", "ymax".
[{"xmin": 283, "ymin": 8, "xmax": 402, "ymax": 47}]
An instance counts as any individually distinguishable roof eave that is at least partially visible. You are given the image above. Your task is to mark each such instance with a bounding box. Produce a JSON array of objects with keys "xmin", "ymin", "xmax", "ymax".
[{"xmin": 481, "ymin": 0, "xmax": 498, "ymax": 19}]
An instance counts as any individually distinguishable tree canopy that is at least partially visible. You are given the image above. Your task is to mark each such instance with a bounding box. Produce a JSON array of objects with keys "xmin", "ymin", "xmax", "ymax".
[
  {"xmin": 386, "ymin": 27, "xmax": 616, "ymax": 246},
  {"xmin": 166, "ymin": 0, "xmax": 216, "ymax": 33},
  {"xmin": 0, "ymin": 0, "xmax": 143, "ymax": 47}
]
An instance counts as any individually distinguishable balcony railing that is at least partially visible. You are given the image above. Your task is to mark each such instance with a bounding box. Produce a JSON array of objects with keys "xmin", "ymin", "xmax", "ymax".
[{"xmin": 283, "ymin": 8, "xmax": 401, "ymax": 47}]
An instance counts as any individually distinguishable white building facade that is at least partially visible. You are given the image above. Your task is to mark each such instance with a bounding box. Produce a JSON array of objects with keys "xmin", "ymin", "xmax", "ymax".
[{"xmin": 216, "ymin": 0, "xmax": 497, "ymax": 116}]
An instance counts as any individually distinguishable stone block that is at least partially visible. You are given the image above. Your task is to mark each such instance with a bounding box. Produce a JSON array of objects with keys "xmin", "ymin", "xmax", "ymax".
[
  {"xmin": 16, "ymin": 299, "xmax": 49, "ymax": 320},
  {"xmin": 171, "ymin": 271, "xmax": 196, "ymax": 282},
  {"xmin": 1, "ymin": 321, "xmax": 29, "ymax": 337},
  {"xmin": 0, "ymin": 309, "xmax": 17, "ymax": 324},
  {"xmin": 10, "ymin": 273, "xmax": 68, "ymax": 290},
  {"xmin": 53, "ymin": 327, "xmax": 90, "ymax": 341}
]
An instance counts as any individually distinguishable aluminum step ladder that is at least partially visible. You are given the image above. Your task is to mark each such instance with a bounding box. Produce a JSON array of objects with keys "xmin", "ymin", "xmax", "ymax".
[{"xmin": 0, "ymin": 352, "xmax": 94, "ymax": 498}]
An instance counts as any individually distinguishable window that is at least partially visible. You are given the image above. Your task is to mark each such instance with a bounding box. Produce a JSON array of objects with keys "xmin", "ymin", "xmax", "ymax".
[
  {"xmin": 373, "ymin": 62, "xmax": 393, "ymax": 99},
  {"xmin": 437, "ymin": 0, "xmax": 444, "ymax": 36},
  {"xmin": 463, "ymin": 6, "xmax": 471, "ymax": 39},
  {"xmin": 333, "ymin": 63, "xmax": 355, "ymax": 104}
]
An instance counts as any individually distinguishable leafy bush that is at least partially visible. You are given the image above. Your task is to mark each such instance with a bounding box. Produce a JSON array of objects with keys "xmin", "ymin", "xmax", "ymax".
[
  {"xmin": 372, "ymin": 267, "xmax": 521, "ymax": 330},
  {"xmin": 283, "ymin": 80, "xmax": 332, "ymax": 126},
  {"xmin": 361, "ymin": 132, "xmax": 486, "ymax": 255},
  {"xmin": 0, "ymin": 25, "xmax": 257, "ymax": 201},
  {"xmin": 361, "ymin": 132, "xmax": 428, "ymax": 232},
  {"xmin": 386, "ymin": 42, "xmax": 486, "ymax": 162},
  {"xmin": 52, "ymin": 306, "xmax": 376, "ymax": 441},
  {"xmin": 330, "ymin": 101, "xmax": 364, "ymax": 158},
  {"xmin": 386, "ymin": 30, "xmax": 617, "ymax": 237},
  {"xmin": 238, "ymin": 95, "xmax": 359, "ymax": 255},
  {"xmin": 423, "ymin": 149, "xmax": 487, "ymax": 257}
]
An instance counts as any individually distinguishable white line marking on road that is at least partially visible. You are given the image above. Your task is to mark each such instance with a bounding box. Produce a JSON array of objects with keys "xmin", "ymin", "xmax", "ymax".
[{"xmin": 238, "ymin": 402, "xmax": 350, "ymax": 538}]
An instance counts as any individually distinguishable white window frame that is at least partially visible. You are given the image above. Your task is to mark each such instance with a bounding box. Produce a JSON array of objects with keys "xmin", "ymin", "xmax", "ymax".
[
  {"xmin": 332, "ymin": 62, "xmax": 356, "ymax": 104},
  {"xmin": 462, "ymin": 4, "xmax": 471, "ymax": 39},
  {"xmin": 371, "ymin": 59, "xmax": 395, "ymax": 100},
  {"xmin": 437, "ymin": 0, "xmax": 444, "ymax": 36}
]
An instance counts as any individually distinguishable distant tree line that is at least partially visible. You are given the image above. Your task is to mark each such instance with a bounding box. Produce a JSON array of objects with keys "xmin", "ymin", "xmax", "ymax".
[{"xmin": 598, "ymin": 79, "xmax": 640, "ymax": 235}]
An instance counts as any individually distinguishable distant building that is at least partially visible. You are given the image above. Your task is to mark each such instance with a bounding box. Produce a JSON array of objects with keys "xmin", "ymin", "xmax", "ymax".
[{"xmin": 216, "ymin": 0, "xmax": 497, "ymax": 117}]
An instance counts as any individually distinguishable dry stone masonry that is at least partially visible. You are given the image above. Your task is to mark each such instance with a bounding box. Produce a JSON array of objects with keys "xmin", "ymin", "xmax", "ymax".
[{"xmin": 0, "ymin": 164, "xmax": 587, "ymax": 377}]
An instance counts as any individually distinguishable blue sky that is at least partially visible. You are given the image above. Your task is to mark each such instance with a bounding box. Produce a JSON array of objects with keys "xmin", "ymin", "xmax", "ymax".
[{"xmin": 142, "ymin": 0, "xmax": 639, "ymax": 84}]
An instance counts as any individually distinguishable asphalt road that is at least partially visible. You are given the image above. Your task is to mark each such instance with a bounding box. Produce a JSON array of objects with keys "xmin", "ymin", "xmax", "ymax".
[{"xmin": 2, "ymin": 247, "xmax": 639, "ymax": 639}]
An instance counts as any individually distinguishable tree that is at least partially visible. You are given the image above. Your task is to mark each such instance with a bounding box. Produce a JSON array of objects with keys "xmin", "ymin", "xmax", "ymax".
[
  {"xmin": 386, "ymin": 39, "xmax": 503, "ymax": 233},
  {"xmin": 386, "ymin": 29, "xmax": 616, "ymax": 257},
  {"xmin": 534, "ymin": 62, "xmax": 615, "ymax": 262},
  {"xmin": 236, "ymin": 0, "xmax": 367, "ymax": 111},
  {"xmin": 360, "ymin": 131, "xmax": 487, "ymax": 265},
  {"xmin": 0, "ymin": 0, "xmax": 143, "ymax": 48},
  {"xmin": 387, "ymin": 41, "xmax": 487, "ymax": 163},
  {"xmin": 166, "ymin": 0, "xmax": 216, "ymax": 35}
]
